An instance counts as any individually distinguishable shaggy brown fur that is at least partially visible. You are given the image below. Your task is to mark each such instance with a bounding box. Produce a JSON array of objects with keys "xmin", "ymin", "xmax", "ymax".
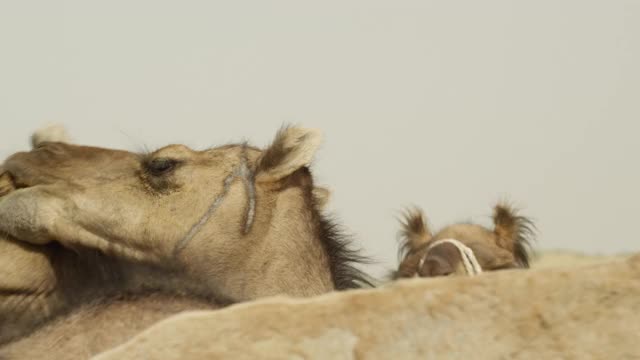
[{"xmin": 393, "ymin": 203, "xmax": 535, "ymax": 279}]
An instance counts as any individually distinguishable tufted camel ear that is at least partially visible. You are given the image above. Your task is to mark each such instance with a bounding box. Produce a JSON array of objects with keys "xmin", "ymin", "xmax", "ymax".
[
  {"xmin": 397, "ymin": 208, "xmax": 433, "ymax": 260},
  {"xmin": 31, "ymin": 124, "xmax": 71, "ymax": 149},
  {"xmin": 492, "ymin": 203, "xmax": 535, "ymax": 268},
  {"xmin": 255, "ymin": 127, "xmax": 322, "ymax": 183}
]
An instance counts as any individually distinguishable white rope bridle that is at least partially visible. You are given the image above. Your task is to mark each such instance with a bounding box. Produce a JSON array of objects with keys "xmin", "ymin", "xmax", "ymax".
[{"xmin": 418, "ymin": 238, "xmax": 483, "ymax": 276}]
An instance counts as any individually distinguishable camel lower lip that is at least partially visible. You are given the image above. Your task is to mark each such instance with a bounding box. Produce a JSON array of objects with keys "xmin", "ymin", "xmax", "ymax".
[{"xmin": 0, "ymin": 170, "xmax": 19, "ymax": 198}]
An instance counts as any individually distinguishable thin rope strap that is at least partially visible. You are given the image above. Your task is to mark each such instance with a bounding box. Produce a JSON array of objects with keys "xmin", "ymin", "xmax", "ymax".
[
  {"xmin": 420, "ymin": 238, "xmax": 483, "ymax": 276},
  {"xmin": 172, "ymin": 167, "xmax": 240, "ymax": 256},
  {"xmin": 173, "ymin": 149, "xmax": 256, "ymax": 256}
]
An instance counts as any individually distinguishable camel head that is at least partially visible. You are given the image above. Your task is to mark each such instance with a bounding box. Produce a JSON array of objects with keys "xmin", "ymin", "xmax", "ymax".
[
  {"xmin": 393, "ymin": 204, "xmax": 535, "ymax": 278},
  {"xmin": 0, "ymin": 126, "xmax": 368, "ymax": 307}
]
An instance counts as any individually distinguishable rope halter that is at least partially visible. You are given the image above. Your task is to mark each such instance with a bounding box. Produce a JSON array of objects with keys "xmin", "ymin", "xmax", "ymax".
[{"xmin": 172, "ymin": 147, "xmax": 256, "ymax": 257}]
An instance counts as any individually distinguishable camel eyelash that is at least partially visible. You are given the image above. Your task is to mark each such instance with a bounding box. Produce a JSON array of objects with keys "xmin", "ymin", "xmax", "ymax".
[{"xmin": 143, "ymin": 158, "xmax": 181, "ymax": 177}]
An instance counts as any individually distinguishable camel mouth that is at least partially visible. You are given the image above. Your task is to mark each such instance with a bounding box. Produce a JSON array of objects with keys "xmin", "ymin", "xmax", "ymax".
[{"xmin": 0, "ymin": 170, "xmax": 29, "ymax": 199}]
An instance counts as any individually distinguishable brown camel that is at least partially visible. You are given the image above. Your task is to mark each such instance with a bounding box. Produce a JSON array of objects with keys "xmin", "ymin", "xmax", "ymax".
[
  {"xmin": 392, "ymin": 204, "xmax": 534, "ymax": 278},
  {"xmin": 0, "ymin": 125, "xmax": 370, "ymax": 357}
]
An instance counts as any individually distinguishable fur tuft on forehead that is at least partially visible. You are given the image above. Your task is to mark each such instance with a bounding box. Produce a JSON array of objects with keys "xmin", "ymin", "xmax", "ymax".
[
  {"xmin": 492, "ymin": 203, "xmax": 536, "ymax": 267},
  {"xmin": 31, "ymin": 123, "xmax": 71, "ymax": 148},
  {"xmin": 255, "ymin": 126, "xmax": 322, "ymax": 183},
  {"xmin": 397, "ymin": 207, "xmax": 433, "ymax": 261}
]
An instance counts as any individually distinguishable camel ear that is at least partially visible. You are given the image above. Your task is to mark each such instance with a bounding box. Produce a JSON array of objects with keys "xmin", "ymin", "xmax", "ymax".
[
  {"xmin": 312, "ymin": 186, "xmax": 331, "ymax": 209},
  {"xmin": 492, "ymin": 202, "xmax": 535, "ymax": 268},
  {"xmin": 397, "ymin": 207, "xmax": 433, "ymax": 258},
  {"xmin": 255, "ymin": 127, "xmax": 322, "ymax": 183},
  {"xmin": 31, "ymin": 124, "xmax": 71, "ymax": 149},
  {"xmin": 492, "ymin": 204, "xmax": 519, "ymax": 251}
]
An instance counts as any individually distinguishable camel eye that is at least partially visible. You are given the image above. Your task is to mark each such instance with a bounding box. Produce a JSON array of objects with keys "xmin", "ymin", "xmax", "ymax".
[{"xmin": 146, "ymin": 158, "xmax": 178, "ymax": 176}]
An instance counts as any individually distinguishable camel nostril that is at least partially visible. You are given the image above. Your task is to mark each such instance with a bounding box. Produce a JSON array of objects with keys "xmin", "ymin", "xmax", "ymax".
[{"xmin": 420, "ymin": 256, "xmax": 456, "ymax": 278}]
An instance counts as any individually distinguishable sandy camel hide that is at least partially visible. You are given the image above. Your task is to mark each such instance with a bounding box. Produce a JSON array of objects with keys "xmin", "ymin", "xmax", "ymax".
[{"xmin": 86, "ymin": 254, "xmax": 640, "ymax": 360}]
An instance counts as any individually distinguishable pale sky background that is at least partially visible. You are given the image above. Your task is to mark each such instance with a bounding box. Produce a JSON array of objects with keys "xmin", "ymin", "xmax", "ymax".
[{"xmin": 1, "ymin": 1, "xmax": 638, "ymax": 277}]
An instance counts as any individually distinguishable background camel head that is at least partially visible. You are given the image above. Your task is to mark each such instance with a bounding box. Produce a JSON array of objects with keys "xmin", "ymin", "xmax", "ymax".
[
  {"xmin": 393, "ymin": 203, "xmax": 535, "ymax": 278},
  {"xmin": 0, "ymin": 125, "xmax": 360, "ymax": 304}
]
